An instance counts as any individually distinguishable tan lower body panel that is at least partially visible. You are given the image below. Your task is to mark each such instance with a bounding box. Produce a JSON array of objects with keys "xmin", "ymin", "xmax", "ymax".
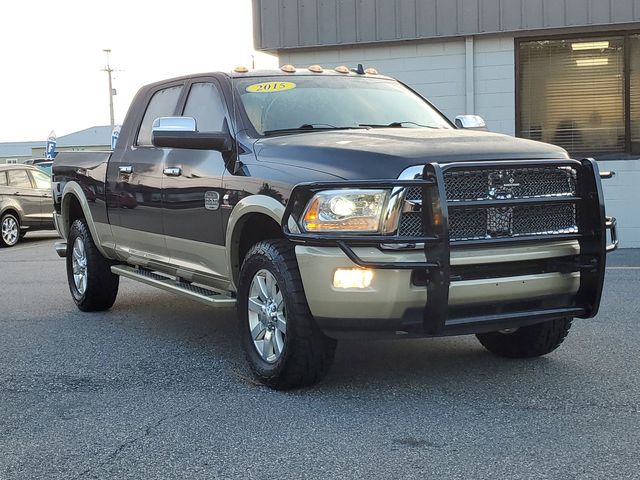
[
  {"xmin": 108, "ymin": 225, "xmax": 231, "ymax": 291},
  {"xmin": 295, "ymin": 241, "xmax": 581, "ymax": 320}
]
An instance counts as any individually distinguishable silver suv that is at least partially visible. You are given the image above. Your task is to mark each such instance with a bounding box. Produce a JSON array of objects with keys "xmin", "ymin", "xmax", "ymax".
[{"xmin": 0, "ymin": 165, "xmax": 54, "ymax": 247}]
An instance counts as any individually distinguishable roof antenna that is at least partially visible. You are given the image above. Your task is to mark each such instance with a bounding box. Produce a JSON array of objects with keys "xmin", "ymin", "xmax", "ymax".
[{"xmin": 352, "ymin": 63, "xmax": 365, "ymax": 74}]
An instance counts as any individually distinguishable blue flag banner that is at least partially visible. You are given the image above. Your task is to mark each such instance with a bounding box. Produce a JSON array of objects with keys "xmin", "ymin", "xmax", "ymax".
[
  {"xmin": 111, "ymin": 125, "xmax": 121, "ymax": 150},
  {"xmin": 45, "ymin": 130, "xmax": 57, "ymax": 159}
]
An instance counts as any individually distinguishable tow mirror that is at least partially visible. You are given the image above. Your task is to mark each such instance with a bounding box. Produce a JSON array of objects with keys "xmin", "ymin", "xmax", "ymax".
[
  {"xmin": 454, "ymin": 115, "xmax": 488, "ymax": 131},
  {"xmin": 151, "ymin": 117, "xmax": 232, "ymax": 152}
]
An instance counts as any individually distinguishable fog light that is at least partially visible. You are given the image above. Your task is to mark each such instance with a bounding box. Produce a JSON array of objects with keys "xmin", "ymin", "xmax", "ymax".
[{"xmin": 333, "ymin": 268, "xmax": 374, "ymax": 289}]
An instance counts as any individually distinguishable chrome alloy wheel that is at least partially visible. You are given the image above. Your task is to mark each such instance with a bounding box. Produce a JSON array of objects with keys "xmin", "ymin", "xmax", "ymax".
[
  {"xmin": 247, "ymin": 269, "xmax": 287, "ymax": 363},
  {"xmin": 1, "ymin": 216, "xmax": 19, "ymax": 246},
  {"xmin": 71, "ymin": 237, "xmax": 88, "ymax": 295}
]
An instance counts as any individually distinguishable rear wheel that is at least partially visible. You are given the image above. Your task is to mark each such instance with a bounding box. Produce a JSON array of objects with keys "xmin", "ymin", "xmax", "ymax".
[
  {"xmin": 66, "ymin": 219, "xmax": 119, "ymax": 312},
  {"xmin": 0, "ymin": 213, "xmax": 20, "ymax": 247},
  {"xmin": 476, "ymin": 318, "xmax": 572, "ymax": 358},
  {"xmin": 238, "ymin": 240, "xmax": 336, "ymax": 390}
]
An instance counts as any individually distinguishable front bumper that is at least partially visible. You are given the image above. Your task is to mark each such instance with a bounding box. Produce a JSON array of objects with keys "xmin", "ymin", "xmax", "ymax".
[
  {"xmin": 296, "ymin": 242, "xmax": 581, "ymax": 335},
  {"xmin": 284, "ymin": 159, "xmax": 615, "ymax": 337}
]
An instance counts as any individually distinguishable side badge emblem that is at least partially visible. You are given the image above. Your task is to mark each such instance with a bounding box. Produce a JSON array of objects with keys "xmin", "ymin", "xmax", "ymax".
[{"xmin": 204, "ymin": 191, "xmax": 220, "ymax": 211}]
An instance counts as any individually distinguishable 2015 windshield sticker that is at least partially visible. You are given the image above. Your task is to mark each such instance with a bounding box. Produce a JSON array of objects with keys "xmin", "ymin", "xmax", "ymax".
[{"xmin": 246, "ymin": 82, "xmax": 296, "ymax": 93}]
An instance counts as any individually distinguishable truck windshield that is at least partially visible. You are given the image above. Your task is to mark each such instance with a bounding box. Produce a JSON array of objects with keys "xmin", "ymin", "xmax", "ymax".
[{"xmin": 234, "ymin": 75, "xmax": 452, "ymax": 136}]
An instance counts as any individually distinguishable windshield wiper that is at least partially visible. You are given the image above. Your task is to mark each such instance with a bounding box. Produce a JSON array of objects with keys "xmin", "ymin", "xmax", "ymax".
[
  {"xmin": 359, "ymin": 121, "xmax": 440, "ymax": 129},
  {"xmin": 263, "ymin": 124, "xmax": 367, "ymax": 136}
]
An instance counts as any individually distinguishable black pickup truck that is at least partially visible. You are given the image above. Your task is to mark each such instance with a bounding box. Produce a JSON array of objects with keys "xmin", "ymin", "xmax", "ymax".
[{"xmin": 52, "ymin": 66, "xmax": 618, "ymax": 389}]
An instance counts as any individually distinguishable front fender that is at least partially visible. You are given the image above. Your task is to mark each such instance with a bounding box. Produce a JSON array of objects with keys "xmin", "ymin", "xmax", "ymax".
[{"xmin": 226, "ymin": 194, "xmax": 297, "ymax": 291}]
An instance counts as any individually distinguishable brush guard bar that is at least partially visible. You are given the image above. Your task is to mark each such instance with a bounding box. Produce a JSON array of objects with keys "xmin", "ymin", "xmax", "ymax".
[{"xmin": 282, "ymin": 159, "xmax": 617, "ymax": 335}]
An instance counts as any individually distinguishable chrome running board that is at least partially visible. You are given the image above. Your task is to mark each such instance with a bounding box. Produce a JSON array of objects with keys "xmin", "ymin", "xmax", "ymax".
[{"xmin": 111, "ymin": 265, "xmax": 236, "ymax": 307}]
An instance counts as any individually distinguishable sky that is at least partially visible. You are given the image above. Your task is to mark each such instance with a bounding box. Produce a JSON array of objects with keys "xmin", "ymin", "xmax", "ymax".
[{"xmin": 0, "ymin": 0, "xmax": 277, "ymax": 142}]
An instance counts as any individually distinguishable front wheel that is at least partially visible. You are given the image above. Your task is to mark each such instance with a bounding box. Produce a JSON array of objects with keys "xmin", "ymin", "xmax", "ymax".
[
  {"xmin": 66, "ymin": 219, "xmax": 119, "ymax": 312},
  {"xmin": 476, "ymin": 318, "xmax": 572, "ymax": 358},
  {"xmin": 238, "ymin": 240, "xmax": 336, "ymax": 390}
]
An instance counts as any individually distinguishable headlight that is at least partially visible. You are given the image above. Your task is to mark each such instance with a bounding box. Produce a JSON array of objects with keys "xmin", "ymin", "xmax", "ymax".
[{"xmin": 301, "ymin": 189, "xmax": 388, "ymax": 233}]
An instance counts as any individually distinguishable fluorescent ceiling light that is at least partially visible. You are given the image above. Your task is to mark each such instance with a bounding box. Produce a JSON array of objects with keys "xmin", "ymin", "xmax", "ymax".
[
  {"xmin": 576, "ymin": 58, "xmax": 610, "ymax": 67},
  {"xmin": 572, "ymin": 41, "xmax": 610, "ymax": 51}
]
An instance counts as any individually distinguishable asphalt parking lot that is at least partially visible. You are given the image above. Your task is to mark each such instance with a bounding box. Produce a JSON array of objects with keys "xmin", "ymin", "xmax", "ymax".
[{"xmin": 1, "ymin": 232, "xmax": 639, "ymax": 479}]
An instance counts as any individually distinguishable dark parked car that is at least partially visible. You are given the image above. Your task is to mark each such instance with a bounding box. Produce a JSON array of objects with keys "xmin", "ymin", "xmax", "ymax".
[{"xmin": 0, "ymin": 164, "xmax": 55, "ymax": 247}]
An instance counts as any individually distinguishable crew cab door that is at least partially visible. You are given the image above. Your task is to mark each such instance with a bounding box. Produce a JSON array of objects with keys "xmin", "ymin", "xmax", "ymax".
[
  {"xmin": 161, "ymin": 79, "xmax": 232, "ymax": 279},
  {"xmin": 107, "ymin": 83, "xmax": 184, "ymax": 264}
]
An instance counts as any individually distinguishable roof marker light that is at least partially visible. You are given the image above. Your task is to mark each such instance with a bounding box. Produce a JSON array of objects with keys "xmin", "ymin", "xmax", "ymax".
[
  {"xmin": 281, "ymin": 64, "xmax": 297, "ymax": 73},
  {"xmin": 308, "ymin": 64, "xmax": 323, "ymax": 73},
  {"xmin": 234, "ymin": 66, "xmax": 249, "ymax": 73},
  {"xmin": 364, "ymin": 67, "xmax": 379, "ymax": 75},
  {"xmin": 334, "ymin": 65, "xmax": 350, "ymax": 74}
]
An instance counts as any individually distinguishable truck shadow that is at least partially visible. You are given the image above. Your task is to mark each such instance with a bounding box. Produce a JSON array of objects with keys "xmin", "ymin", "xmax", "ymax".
[{"xmin": 111, "ymin": 288, "xmax": 588, "ymax": 399}]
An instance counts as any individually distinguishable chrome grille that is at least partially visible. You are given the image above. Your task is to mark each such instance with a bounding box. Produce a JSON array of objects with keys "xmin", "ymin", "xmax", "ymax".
[
  {"xmin": 397, "ymin": 166, "xmax": 579, "ymax": 242},
  {"xmin": 444, "ymin": 167, "xmax": 578, "ymax": 202}
]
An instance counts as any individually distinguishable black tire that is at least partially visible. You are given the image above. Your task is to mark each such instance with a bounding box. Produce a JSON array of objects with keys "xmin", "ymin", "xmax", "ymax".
[
  {"xmin": 0, "ymin": 212, "xmax": 20, "ymax": 247},
  {"xmin": 476, "ymin": 318, "xmax": 572, "ymax": 358},
  {"xmin": 237, "ymin": 240, "xmax": 336, "ymax": 390},
  {"xmin": 66, "ymin": 219, "xmax": 119, "ymax": 312}
]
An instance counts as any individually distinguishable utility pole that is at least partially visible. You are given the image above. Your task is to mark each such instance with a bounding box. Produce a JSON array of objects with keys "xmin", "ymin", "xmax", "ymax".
[{"xmin": 102, "ymin": 49, "xmax": 116, "ymax": 127}]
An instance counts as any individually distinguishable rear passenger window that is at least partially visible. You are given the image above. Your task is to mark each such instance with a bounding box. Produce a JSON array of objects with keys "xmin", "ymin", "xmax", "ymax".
[
  {"xmin": 0, "ymin": 171, "xmax": 7, "ymax": 186},
  {"xmin": 183, "ymin": 83, "xmax": 227, "ymax": 132},
  {"xmin": 136, "ymin": 85, "xmax": 183, "ymax": 146},
  {"xmin": 8, "ymin": 170, "xmax": 32, "ymax": 189},
  {"xmin": 30, "ymin": 169, "xmax": 51, "ymax": 189}
]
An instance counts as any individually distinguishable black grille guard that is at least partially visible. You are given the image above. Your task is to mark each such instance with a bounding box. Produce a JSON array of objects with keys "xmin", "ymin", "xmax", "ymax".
[{"xmin": 282, "ymin": 159, "xmax": 618, "ymax": 335}]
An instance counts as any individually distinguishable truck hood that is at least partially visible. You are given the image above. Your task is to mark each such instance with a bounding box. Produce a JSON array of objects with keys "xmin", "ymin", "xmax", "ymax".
[{"xmin": 253, "ymin": 128, "xmax": 569, "ymax": 180}]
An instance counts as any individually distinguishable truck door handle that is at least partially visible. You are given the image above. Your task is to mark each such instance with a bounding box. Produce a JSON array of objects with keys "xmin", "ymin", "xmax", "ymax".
[
  {"xmin": 163, "ymin": 167, "xmax": 182, "ymax": 177},
  {"xmin": 119, "ymin": 165, "xmax": 133, "ymax": 174}
]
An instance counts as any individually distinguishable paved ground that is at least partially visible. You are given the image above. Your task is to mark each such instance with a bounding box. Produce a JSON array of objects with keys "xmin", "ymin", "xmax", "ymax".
[{"xmin": 1, "ymin": 232, "xmax": 639, "ymax": 479}]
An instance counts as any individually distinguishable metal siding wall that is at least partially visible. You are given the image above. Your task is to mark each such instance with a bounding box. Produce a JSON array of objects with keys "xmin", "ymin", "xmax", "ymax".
[
  {"xmin": 376, "ymin": 0, "xmax": 398, "ymax": 40},
  {"xmin": 338, "ymin": 0, "xmax": 358, "ymax": 43},
  {"xmin": 589, "ymin": 0, "xmax": 610, "ymax": 24},
  {"xmin": 299, "ymin": 0, "xmax": 319, "ymax": 46},
  {"xmin": 416, "ymin": 0, "xmax": 438, "ymax": 37},
  {"xmin": 259, "ymin": 0, "xmax": 281, "ymax": 49},
  {"xmin": 459, "ymin": 0, "xmax": 480, "ymax": 34},
  {"xmin": 479, "ymin": 0, "xmax": 501, "ymax": 32},
  {"xmin": 500, "ymin": 0, "xmax": 522, "ymax": 31},
  {"xmin": 612, "ymin": 1, "xmax": 635, "ymax": 22},
  {"xmin": 318, "ymin": 0, "xmax": 338, "ymax": 45},
  {"xmin": 253, "ymin": 0, "xmax": 640, "ymax": 50},
  {"xmin": 397, "ymin": 0, "xmax": 418, "ymax": 38},
  {"xmin": 523, "ymin": 0, "xmax": 544, "ymax": 29},
  {"xmin": 566, "ymin": 0, "xmax": 588, "ymax": 26},
  {"xmin": 281, "ymin": 0, "xmax": 300, "ymax": 47},
  {"xmin": 436, "ymin": 0, "xmax": 458, "ymax": 36},
  {"xmin": 543, "ymin": 0, "xmax": 566, "ymax": 27}
]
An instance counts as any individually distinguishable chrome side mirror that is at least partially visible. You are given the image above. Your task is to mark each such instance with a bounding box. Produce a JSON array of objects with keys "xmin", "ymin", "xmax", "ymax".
[
  {"xmin": 454, "ymin": 115, "xmax": 488, "ymax": 131},
  {"xmin": 151, "ymin": 117, "xmax": 232, "ymax": 152},
  {"xmin": 152, "ymin": 116, "xmax": 197, "ymax": 133}
]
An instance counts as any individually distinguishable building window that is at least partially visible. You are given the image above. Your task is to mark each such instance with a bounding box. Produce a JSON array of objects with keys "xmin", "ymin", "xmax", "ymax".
[
  {"xmin": 518, "ymin": 35, "xmax": 639, "ymax": 158},
  {"xmin": 631, "ymin": 34, "xmax": 640, "ymax": 152}
]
